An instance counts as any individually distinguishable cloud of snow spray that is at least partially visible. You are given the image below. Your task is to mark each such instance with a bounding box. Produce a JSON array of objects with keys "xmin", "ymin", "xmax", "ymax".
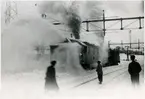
[
  {"xmin": 2, "ymin": 16, "xmax": 65, "ymax": 73},
  {"xmin": 38, "ymin": 0, "xmax": 108, "ymax": 64},
  {"xmin": 51, "ymin": 43, "xmax": 86, "ymax": 76}
]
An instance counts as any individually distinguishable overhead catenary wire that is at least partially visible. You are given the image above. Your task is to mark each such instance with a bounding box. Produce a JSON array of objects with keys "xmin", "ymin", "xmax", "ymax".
[
  {"xmin": 89, "ymin": 22, "xmax": 102, "ymax": 29},
  {"xmin": 123, "ymin": 19, "xmax": 138, "ymax": 28},
  {"xmin": 106, "ymin": 21, "xmax": 120, "ymax": 29},
  {"xmin": 81, "ymin": 26, "xmax": 88, "ymax": 31}
]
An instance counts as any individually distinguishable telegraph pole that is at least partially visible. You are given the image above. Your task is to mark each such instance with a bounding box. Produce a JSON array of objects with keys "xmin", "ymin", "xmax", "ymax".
[
  {"xmin": 129, "ymin": 30, "xmax": 132, "ymax": 48},
  {"xmin": 138, "ymin": 39, "xmax": 140, "ymax": 50},
  {"xmin": 121, "ymin": 40, "xmax": 123, "ymax": 49},
  {"xmin": 103, "ymin": 10, "xmax": 106, "ymax": 36},
  {"xmin": 125, "ymin": 46, "xmax": 129, "ymax": 61},
  {"xmin": 108, "ymin": 40, "xmax": 111, "ymax": 48}
]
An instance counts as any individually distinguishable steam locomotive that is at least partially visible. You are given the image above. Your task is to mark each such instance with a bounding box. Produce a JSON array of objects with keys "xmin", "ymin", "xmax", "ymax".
[{"xmin": 50, "ymin": 38, "xmax": 120, "ymax": 70}]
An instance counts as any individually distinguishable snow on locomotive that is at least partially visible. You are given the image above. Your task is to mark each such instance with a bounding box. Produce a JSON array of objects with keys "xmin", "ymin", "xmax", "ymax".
[
  {"xmin": 50, "ymin": 38, "xmax": 100, "ymax": 70},
  {"xmin": 50, "ymin": 38, "xmax": 120, "ymax": 70}
]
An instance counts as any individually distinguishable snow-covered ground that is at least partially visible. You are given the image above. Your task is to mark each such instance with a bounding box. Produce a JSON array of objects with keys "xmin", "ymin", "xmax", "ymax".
[
  {"xmin": 1, "ymin": 1, "xmax": 144, "ymax": 99},
  {"xmin": 1, "ymin": 54, "xmax": 144, "ymax": 99}
]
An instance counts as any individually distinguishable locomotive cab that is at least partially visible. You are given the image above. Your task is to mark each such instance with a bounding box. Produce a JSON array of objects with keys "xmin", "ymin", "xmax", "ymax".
[{"xmin": 79, "ymin": 42, "xmax": 99, "ymax": 70}]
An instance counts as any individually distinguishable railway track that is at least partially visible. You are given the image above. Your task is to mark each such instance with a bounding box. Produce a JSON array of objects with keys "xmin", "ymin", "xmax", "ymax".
[
  {"xmin": 95, "ymin": 70, "xmax": 127, "ymax": 90},
  {"xmin": 73, "ymin": 66, "xmax": 128, "ymax": 88}
]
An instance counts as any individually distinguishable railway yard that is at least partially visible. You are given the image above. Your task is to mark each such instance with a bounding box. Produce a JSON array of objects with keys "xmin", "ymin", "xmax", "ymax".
[
  {"xmin": 1, "ymin": 1, "xmax": 144, "ymax": 99},
  {"xmin": 1, "ymin": 54, "xmax": 144, "ymax": 99}
]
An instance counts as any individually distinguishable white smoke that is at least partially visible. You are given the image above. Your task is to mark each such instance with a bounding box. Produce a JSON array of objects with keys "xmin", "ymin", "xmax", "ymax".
[{"xmin": 2, "ymin": 16, "xmax": 65, "ymax": 73}]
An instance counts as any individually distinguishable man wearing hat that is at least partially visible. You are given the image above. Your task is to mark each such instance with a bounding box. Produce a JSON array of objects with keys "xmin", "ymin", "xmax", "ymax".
[
  {"xmin": 45, "ymin": 60, "xmax": 59, "ymax": 91},
  {"xmin": 96, "ymin": 61, "xmax": 103, "ymax": 84}
]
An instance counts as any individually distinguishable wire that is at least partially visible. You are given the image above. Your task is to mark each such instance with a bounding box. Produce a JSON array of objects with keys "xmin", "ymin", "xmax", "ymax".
[
  {"xmin": 123, "ymin": 19, "xmax": 138, "ymax": 28},
  {"xmin": 90, "ymin": 29, "xmax": 103, "ymax": 31},
  {"xmin": 106, "ymin": 21, "xmax": 120, "ymax": 29},
  {"xmin": 105, "ymin": 31, "xmax": 119, "ymax": 34},
  {"xmin": 81, "ymin": 26, "xmax": 87, "ymax": 31},
  {"xmin": 89, "ymin": 23, "xmax": 102, "ymax": 29}
]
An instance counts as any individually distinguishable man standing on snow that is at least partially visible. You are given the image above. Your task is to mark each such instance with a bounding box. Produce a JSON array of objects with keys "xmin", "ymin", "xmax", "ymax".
[
  {"xmin": 45, "ymin": 60, "xmax": 59, "ymax": 91},
  {"xmin": 96, "ymin": 61, "xmax": 103, "ymax": 84},
  {"xmin": 128, "ymin": 55, "xmax": 142, "ymax": 86}
]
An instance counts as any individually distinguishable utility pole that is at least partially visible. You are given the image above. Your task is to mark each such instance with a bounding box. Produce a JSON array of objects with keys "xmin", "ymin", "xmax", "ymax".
[
  {"xmin": 129, "ymin": 30, "xmax": 132, "ymax": 48},
  {"xmin": 103, "ymin": 10, "xmax": 106, "ymax": 36},
  {"xmin": 121, "ymin": 40, "xmax": 123, "ymax": 49},
  {"xmin": 86, "ymin": 20, "xmax": 89, "ymax": 32},
  {"xmin": 5, "ymin": 1, "xmax": 17, "ymax": 24},
  {"xmin": 125, "ymin": 46, "xmax": 129, "ymax": 61},
  {"xmin": 138, "ymin": 39, "xmax": 140, "ymax": 50},
  {"xmin": 108, "ymin": 41, "xmax": 110, "ymax": 48}
]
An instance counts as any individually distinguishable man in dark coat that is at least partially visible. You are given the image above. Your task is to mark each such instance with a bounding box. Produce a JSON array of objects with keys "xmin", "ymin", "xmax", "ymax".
[
  {"xmin": 45, "ymin": 60, "xmax": 59, "ymax": 91},
  {"xmin": 128, "ymin": 55, "xmax": 142, "ymax": 86},
  {"xmin": 96, "ymin": 61, "xmax": 103, "ymax": 84}
]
